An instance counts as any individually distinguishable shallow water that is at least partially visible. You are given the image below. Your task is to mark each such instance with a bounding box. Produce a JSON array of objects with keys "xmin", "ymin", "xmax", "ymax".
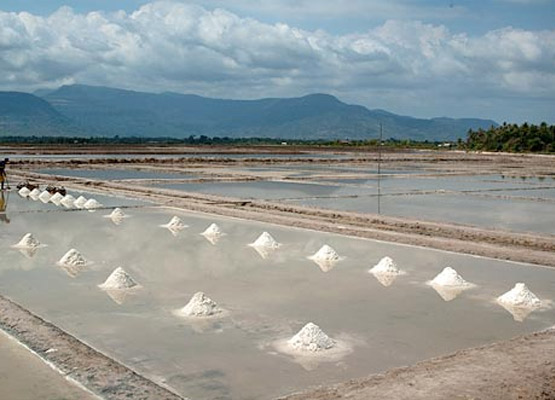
[
  {"xmin": 37, "ymin": 168, "xmax": 197, "ymax": 181},
  {"xmin": 0, "ymin": 195, "xmax": 554, "ymax": 399},
  {"xmin": 289, "ymin": 193, "xmax": 555, "ymax": 234}
]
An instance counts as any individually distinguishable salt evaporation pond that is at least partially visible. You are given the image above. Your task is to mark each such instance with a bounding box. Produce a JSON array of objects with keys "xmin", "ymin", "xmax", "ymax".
[
  {"xmin": 0, "ymin": 194, "xmax": 554, "ymax": 399},
  {"xmin": 37, "ymin": 168, "xmax": 197, "ymax": 181}
]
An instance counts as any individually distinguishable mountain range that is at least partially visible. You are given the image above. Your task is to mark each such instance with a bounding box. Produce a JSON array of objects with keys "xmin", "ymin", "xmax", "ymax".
[{"xmin": 0, "ymin": 84, "xmax": 497, "ymax": 141}]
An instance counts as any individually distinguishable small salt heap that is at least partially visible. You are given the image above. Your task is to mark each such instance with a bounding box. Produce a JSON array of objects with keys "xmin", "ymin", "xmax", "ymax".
[
  {"xmin": 308, "ymin": 245, "xmax": 341, "ymax": 272},
  {"xmin": 497, "ymin": 283, "xmax": 542, "ymax": 322},
  {"xmin": 161, "ymin": 216, "xmax": 188, "ymax": 236},
  {"xmin": 18, "ymin": 187, "xmax": 31, "ymax": 197},
  {"xmin": 49, "ymin": 192, "xmax": 65, "ymax": 206},
  {"xmin": 429, "ymin": 267, "xmax": 474, "ymax": 301},
  {"xmin": 201, "ymin": 223, "xmax": 223, "ymax": 245},
  {"xmin": 58, "ymin": 248, "xmax": 87, "ymax": 267},
  {"xmin": 74, "ymin": 196, "xmax": 88, "ymax": 209},
  {"xmin": 84, "ymin": 198, "xmax": 103, "ymax": 210},
  {"xmin": 98, "ymin": 267, "xmax": 139, "ymax": 290},
  {"xmin": 29, "ymin": 188, "xmax": 41, "ymax": 200},
  {"xmin": 369, "ymin": 256, "xmax": 403, "ymax": 287},
  {"xmin": 431, "ymin": 267, "xmax": 469, "ymax": 286},
  {"xmin": 38, "ymin": 190, "xmax": 52, "ymax": 203},
  {"xmin": 498, "ymin": 283, "xmax": 541, "ymax": 308},
  {"xmin": 175, "ymin": 292, "xmax": 223, "ymax": 318},
  {"xmin": 60, "ymin": 194, "xmax": 76, "ymax": 208},
  {"xmin": 105, "ymin": 208, "xmax": 126, "ymax": 225},
  {"xmin": 288, "ymin": 322, "xmax": 335, "ymax": 352},
  {"xmin": 248, "ymin": 232, "xmax": 281, "ymax": 259},
  {"xmin": 12, "ymin": 233, "xmax": 41, "ymax": 249}
]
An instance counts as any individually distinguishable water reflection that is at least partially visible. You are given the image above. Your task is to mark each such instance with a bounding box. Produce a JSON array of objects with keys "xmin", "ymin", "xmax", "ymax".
[
  {"xmin": 371, "ymin": 271, "xmax": 399, "ymax": 287},
  {"xmin": 497, "ymin": 302, "xmax": 536, "ymax": 322},
  {"xmin": 430, "ymin": 283, "xmax": 468, "ymax": 302},
  {"xmin": 18, "ymin": 247, "xmax": 39, "ymax": 259},
  {"xmin": 0, "ymin": 191, "xmax": 10, "ymax": 224},
  {"xmin": 310, "ymin": 257, "xmax": 338, "ymax": 272}
]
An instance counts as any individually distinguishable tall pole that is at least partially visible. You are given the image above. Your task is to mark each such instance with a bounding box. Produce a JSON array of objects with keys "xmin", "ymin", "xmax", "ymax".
[{"xmin": 377, "ymin": 123, "xmax": 382, "ymax": 215}]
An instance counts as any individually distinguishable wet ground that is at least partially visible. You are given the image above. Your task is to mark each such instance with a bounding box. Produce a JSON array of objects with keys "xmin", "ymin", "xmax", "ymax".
[
  {"xmin": 1, "ymin": 193, "xmax": 554, "ymax": 399},
  {"xmin": 0, "ymin": 330, "xmax": 97, "ymax": 400}
]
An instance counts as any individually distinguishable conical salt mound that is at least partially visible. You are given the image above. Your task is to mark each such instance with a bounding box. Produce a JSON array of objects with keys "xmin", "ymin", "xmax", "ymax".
[
  {"xmin": 202, "ymin": 223, "xmax": 222, "ymax": 237},
  {"xmin": 38, "ymin": 190, "xmax": 52, "ymax": 203},
  {"xmin": 60, "ymin": 194, "xmax": 76, "ymax": 208},
  {"xmin": 249, "ymin": 232, "xmax": 280, "ymax": 249},
  {"xmin": 431, "ymin": 267, "xmax": 469, "ymax": 287},
  {"xmin": 176, "ymin": 292, "xmax": 222, "ymax": 317},
  {"xmin": 310, "ymin": 245, "xmax": 340, "ymax": 262},
  {"xmin": 49, "ymin": 192, "xmax": 64, "ymax": 205},
  {"xmin": 18, "ymin": 187, "xmax": 31, "ymax": 197},
  {"xmin": 163, "ymin": 216, "xmax": 187, "ymax": 229},
  {"xmin": 13, "ymin": 233, "xmax": 41, "ymax": 249},
  {"xmin": 74, "ymin": 196, "xmax": 88, "ymax": 208},
  {"xmin": 58, "ymin": 249, "xmax": 87, "ymax": 267},
  {"xmin": 84, "ymin": 198, "xmax": 102, "ymax": 210},
  {"xmin": 109, "ymin": 208, "xmax": 126, "ymax": 219},
  {"xmin": 29, "ymin": 188, "xmax": 41, "ymax": 200},
  {"xmin": 98, "ymin": 267, "xmax": 139, "ymax": 290},
  {"xmin": 497, "ymin": 283, "xmax": 541, "ymax": 308},
  {"xmin": 370, "ymin": 256, "xmax": 401, "ymax": 275},
  {"xmin": 288, "ymin": 322, "xmax": 335, "ymax": 352}
]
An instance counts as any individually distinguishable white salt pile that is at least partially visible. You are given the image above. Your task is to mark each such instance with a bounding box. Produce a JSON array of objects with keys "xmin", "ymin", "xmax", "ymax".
[
  {"xmin": 174, "ymin": 292, "xmax": 223, "ymax": 318},
  {"xmin": 431, "ymin": 267, "xmax": 470, "ymax": 287},
  {"xmin": 308, "ymin": 244, "xmax": 341, "ymax": 272},
  {"xmin": 49, "ymin": 192, "xmax": 65, "ymax": 206},
  {"xmin": 29, "ymin": 188, "xmax": 41, "ymax": 200},
  {"xmin": 18, "ymin": 187, "xmax": 31, "ymax": 197},
  {"xmin": 60, "ymin": 194, "xmax": 76, "ymax": 208},
  {"xmin": 310, "ymin": 245, "xmax": 340, "ymax": 263},
  {"xmin": 38, "ymin": 190, "xmax": 52, "ymax": 203},
  {"xmin": 202, "ymin": 223, "xmax": 223, "ymax": 238},
  {"xmin": 12, "ymin": 233, "xmax": 41, "ymax": 249},
  {"xmin": 105, "ymin": 208, "xmax": 127, "ymax": 225},
  {"xmin": 73, "ymin": 196, "xmax": 88, "ymax": 209},
  {"xmin": 249, "ymin": 232, "xmax": 281, "ymax": 249},
  {"xmin": 288, "ymin": 322, "xmax": 335, "ymax": 352},
  {"xmin": 369, "ymin": 257, "xmax": 404, "ymax": 287},
  {"xmin": 497, "ymin": 283, "xmax": 542, "ymax": 308},
  {"xmin": 98, "ymin": 267, "xmax": 139, "ymax": 290},
  {"xmin": 369, "ymin": 256, "xmax": 401, "ymax": 275},
  {"xmin": 57, "ymin": 248, "xmax": 87, "ymax": 267},
  {"xmin": 161, "ymin": 216, "xmax": 188, "ymax": 236},
  {"xmin": 84, "ymin": 198, "xmax": 103, "ymax": 210},
  {"xmin": 201, "ymin": 223, "xmax": 224, "ymax": 244}
]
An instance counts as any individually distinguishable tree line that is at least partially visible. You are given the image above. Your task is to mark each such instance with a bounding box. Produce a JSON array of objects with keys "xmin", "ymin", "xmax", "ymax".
[{"xmin": 465, "ymin": 122, "xmax": 554, "ymax": 153}]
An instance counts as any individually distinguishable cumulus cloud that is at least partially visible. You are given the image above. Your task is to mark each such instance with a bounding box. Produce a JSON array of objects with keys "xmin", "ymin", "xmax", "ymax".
[{"xmin": 0, "ymin": 1, "xmax": 553, "ymax": 121}]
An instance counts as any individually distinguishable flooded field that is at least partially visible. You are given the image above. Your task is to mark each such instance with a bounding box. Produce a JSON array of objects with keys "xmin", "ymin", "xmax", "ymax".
[
  {"xmin": 37, "ymin": 168, "xmax": 198, "ymax": 181},
  {"xmin": 1, "ymin": 193, "xmax": 554, "ymax": 399},
  {"xmin": 153, "ymin": 175, "xmax": 555, "ymax": 234}
]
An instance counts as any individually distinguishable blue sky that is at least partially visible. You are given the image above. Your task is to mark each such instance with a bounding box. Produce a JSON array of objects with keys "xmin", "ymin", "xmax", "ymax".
[{"xmin": 1, "ymin": 0, "xmax": 554, "ymax": 123}]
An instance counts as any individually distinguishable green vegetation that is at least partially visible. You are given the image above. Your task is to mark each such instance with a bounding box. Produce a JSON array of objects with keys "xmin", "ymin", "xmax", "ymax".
[{"xmin": 465, "ymin": 122, "xmax": 554, "ymax": 153}]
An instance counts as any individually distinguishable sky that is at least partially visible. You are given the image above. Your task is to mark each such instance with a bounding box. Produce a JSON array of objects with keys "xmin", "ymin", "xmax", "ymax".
[{"xmin": 0, "ymin": 0, "xmax": 554, "ymax": 123}]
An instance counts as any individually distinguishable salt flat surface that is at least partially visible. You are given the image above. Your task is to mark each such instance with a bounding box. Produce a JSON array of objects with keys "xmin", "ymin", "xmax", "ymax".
[{"xmin": 0, "ymin": 194, "xmax": 554, "ymax": 400}]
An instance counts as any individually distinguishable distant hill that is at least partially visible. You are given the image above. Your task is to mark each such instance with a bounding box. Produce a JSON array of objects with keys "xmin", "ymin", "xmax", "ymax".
[
  {"xmin": 0, "ymin": 84, "xmax": 497, "ymax": 140},
  {"xmin": 0, "ymin": 92, "xmax": 76, "ymax": 136}
]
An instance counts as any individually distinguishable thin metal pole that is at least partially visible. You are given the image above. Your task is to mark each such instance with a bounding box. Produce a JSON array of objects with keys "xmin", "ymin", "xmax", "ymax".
[{"xmin": 377, "ymin": 123, "xmax": 382, "ymax": 215}]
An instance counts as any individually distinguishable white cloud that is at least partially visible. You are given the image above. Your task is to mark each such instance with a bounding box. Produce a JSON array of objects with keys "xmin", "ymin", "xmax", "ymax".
[{"xmin": 0, "ymin": 1, "xmax": 553, "ymax": 122}]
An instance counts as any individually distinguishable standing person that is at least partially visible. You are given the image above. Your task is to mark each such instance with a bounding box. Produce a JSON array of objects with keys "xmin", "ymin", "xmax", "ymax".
[{"xmin": 0, "ymin": 158, "xmax": 8, "ymax": 190}]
